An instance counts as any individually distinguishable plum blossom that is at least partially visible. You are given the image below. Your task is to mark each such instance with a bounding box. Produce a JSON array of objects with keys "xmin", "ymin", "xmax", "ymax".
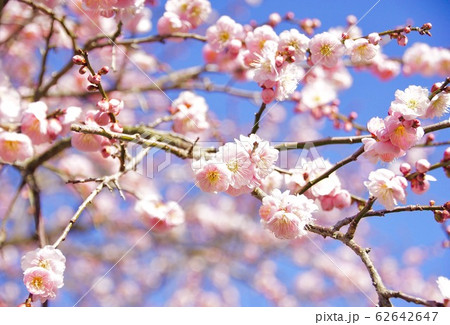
[
  {"xmin": 245, "ymin": 25, "xmax": 279, "ymax": 55},
  {"xmin": 344, "ymin": 38, "xmax": 378, "ymax": 64},
  {"xmin": 170, "ymin": 91, "xmax": 209, "ymax": 134},
  {"xmin": 21, "ymin": 101, "xmax": 50, "ymax": 145},
  {"xmin": 206, "ymin": 16, "xmax": 244, "ymax": 52},
  {"xmin": 83, "ymin": 0, "xmax": 145, "ymax": 18},
  {"xmin": 21, "ymin": 245, "xmax": 66, "ymax": 302},
  {"xmin": 275, "ymin": 63, "xmax": 304, "ymax": 101},
  {"xmin": 259, "ymin": 189, "xmax": 318, "ymax": 240},
  {"xmin": 217, "ymin": 142, "xmax": 255, "ymax": 189},
  {"xmin": 251, "ymin": 40, "xmax": 279, "ymax": 85},
  {"xmin": 157, "ymin": 12, "xmax": 191, "ymax": 34},
  {"xmin": 165, "ymin": 0, "xmax": 211, "ymax": 29},
  {"xmin": 193, "ymin": 158, "xmax": 231, "ymax": 193},
  {"xmin": 309, "ymin": 32, "xmax": 345, "ymax": 68},
  {"xmin": 0, "ymin": 132, "xmax": 33, "ymax": 163},
  {"xmin": 426, "ymin": 92, "xmax": 450, "ymax": 118},
  {"xmin": 364, "ymin": 168, "xmax": 407, "ymax": 210},
  {"xmin": 390, "ymin": 85, "xmax": 430, "ymax": 120},
  {"xmin": 384, "ymin": 114, "xmax": 424, "ymax": 151},
  {"xmin": 135, "ymin": 199, "xmax": 185, "ymax": 232},
  {"xmin": 437, "ymin": 276, "xmax": 450, "ymax": 301},
  {"xmin": 300, "ymin": 80, "xmax": 337, "ymax": 110},
  {"xmin": 278, "ymin": 29, "xmax": 310, "ymax": 61}
]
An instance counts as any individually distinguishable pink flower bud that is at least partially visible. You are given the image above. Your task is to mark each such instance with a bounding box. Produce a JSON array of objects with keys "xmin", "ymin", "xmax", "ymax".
[
  {"xmin": 47, "ymin": 118, "xmax": 63, "ymax": 141},
  {"xmin": 403, "ymin": 26, "xmax": 411, "ymax": 34},
  {"xmin": 341, "ymin": 32, "xmax": 349, "ymax": 40},
  {"xmin": 343, "ymin": 121, "xmax": 352, "ymax": 132},
  {"xmin": 346, "ymin": 15, "xmax": 357, "ymax": 26},
  {"xmin": 108, "ymin": 99, "xmax": 124, "ymax": 115},
  {"xmin": 422, "ymin": 22, "xmax": 432, "ymax": 30},
  {"xmin": 72, "ymin": 55, "xmax": 86, "ymax": 65},
  {"xmin": 333, "ymin": 190, "xmax": 351, "ymax": 209},
  {"xmin": 79, "ymin": 66, "xmax": 88, "ymax": 75},
  {"xmin": 87, "ymin": 85, "xmax": 98, "ymax": 92},
  {"xmin": 411, "ymin": 178, "xmax": 430, "ymax": 194},
  {"xmin": 397, "ymin": 34, "xmax": 408, "ymax": 46},
  {"xmin": 110, "ymin": 122, "xmax": 123, "ymax": 133},
  {"xmin": 415, "ymin": 159, "xmax": 431, "ymax": 173},
  {"xmin": 400, "ymin": 162, "xmax": 411, "ymax": 175},
  {"xmin": 94, "ymin": 111, "xmax": 111, "ymax": 126},
  {"xmin": 444, "ymin": 147, "xmax": 450, "ymax": 161},
  {"xmin": 261, "ymin": 88, "xmax": 276, "ymax": 104},
  {"xmin": 291, "ymin": 91, "xmax": 301, "ymax": 102},
  {"xmin": 268, "ymin": 13, "xmax": 282, "ymax": 27},
  {"xmin": 349, "ymin": 111, "xmax": 358, "ymax": 120},
  {"xmin": 425, "ymin": 133, "xmax": 435, "ymax": 143},
  {"xmin": 368, "ymin": 32, "xmax": 381, "ymax": 45},
  {"xmin": 96, "ymin": 99, "xmax": 110, "ymax": 112},
  {"xmin": 411, "ymin": 119, "xmax": 421, "ymax": 128},
  {"xmin": 285, "ymin": 12, "xmax": 294, "ymax": 20},
  {"xmin": 311, "ymin": 18, "xmax": 321, "ymax": 28},
  {"xmin": 98, "ymin": 66, "xmax": 110, "ymax": 75},
  {"xmin": 275, "ymin": 55, "xmax": 284, "ymax": 67},
  {"xmin": 87, "ymin": 74, "xmax": 101, "ymax": 85},
  {"xmin": 320, "ymin": 195, "xmax": 334, "ymax": 211},
  {"xmin": 228, "ymin": 39, "xmax": 242, "ymax": 55},
  {"xmin": 431, "ymin": 82, "xmax": 442, "ymax": 93}
]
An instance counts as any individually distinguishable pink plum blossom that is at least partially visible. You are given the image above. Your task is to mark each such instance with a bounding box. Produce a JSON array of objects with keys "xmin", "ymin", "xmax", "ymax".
[
  {"xmin": 193, "ymin": 158, "xmax": 232, "ymax": 193},
  {"xmin": 23, "ymin": 267, "xmax": 60, "ymax": 303},
  {"xmin": 217, "ymin": 142, "xmax": 255, "ymax": 189},
  {"xmin": 278, "ymin": 29, "xmax": 310, "ymax": 61},
  {"xmin": 259, "ymin": 189, "xmax": 318, "ymax": 240},
  {"xmin": 135, "ymin": 199, "xmax": 185, "ymax": 232},
  {"xmin": 384, "ymin": 114, "xmax": 424, "ymax": 151},
  {"xmin": 245, "ymin": 25, "xmax": 279, "ymax": 55},
  {"xmin": 0, "ymin": 132, "xmax": 33, "ymax": 163},
  {"xmin": 250, "ymin": 40, "xmax": 279, "ymax": 85},
  {"xmin": 71, "ymin": 120, "xmax": 104, "ymax": 152},
  {"xmin": 364, "ymin": 168, "xmax": 407, "ymax": 210},
  {"xmin": 206, "ymin": 16, "xmax": 244, "ymax": 52},
  {"xmin": 157, "ymin": 12, "xmax": 191, "ymax": 35},
  {"xmin": 21, "ymin": 245, "xmax": 66, "ymax": 302},
  {"xmin": 165, "ymin": 0, "xmax": 211, "ymax": 29},
  {"xmin": 21, "ymin": 101, "xmax": 50, "ymax": 145},
  {"xmin": 275, "ymin": 63, "xmax": 304, "ymax": 101},
  {"xmin": 170, "ymin": 91, "xmax": 209, "ymax": 134},
  {"xmin": 309, "ymin": 32, "xmax": 345, "ymax": 68},
  {"xmin": 344, "ymin": 38, "xmax": 378, "ymax": 64},
  {"xmin": 389, "ymin": 85, "xmax": 430, "ymax": 120}
]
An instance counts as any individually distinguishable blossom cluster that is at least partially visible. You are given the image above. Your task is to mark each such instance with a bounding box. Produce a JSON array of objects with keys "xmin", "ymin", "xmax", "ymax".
[
  {"xmin": 399, "ymin": 159, "xmax": 436, "ymax": 195},
  {"xmin": 363, "ymin": 85, "xmax": 449, "ymax": 163},
  {"xmin": 135, "ymin": 198, "xmax": 185, "ymax": 232},
  {"xmin": 364, "ymin": 168, "xmax": 407, "ymax": 210},
  {"xmin": 403, "ymin": 43, "xmax": 450, "ymax": 77},
  {"xmin": 259, "ymin": 189, "xmax": 318, "ymax": 240},
  {"xmin": 192, "ymin": 134, "xmax": 279, "ymax": 196},
  {"xmin": 285, "ymin": 157, "xmax": 352, "ymax": 211},
  {"xmin": 157, "ymin": 0, "xmax": 211, "ymax": 34},
  {"xmin": 169, "ymin": 91, "xmax": 209, "ymax": 135},
  {"xmin": 0, "ymin": 101, "xmax": 81, "ymax": 164},
  {"xmin": 83, "ymin": 0, "xmax": 145, "ymax": 19},
  {"xmin": 204, "ymin": 16, "xmax": 384, "ymax": 104},
  {"xmin": 71, "ymin": 101, "xmax": 124, "ymax": 158},
  {"xmin": 21, "ymin": 246, "xmax": 66, "ymax": 303}
]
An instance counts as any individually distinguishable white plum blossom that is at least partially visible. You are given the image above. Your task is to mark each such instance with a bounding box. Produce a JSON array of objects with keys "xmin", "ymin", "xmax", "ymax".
[
  {"xmin": 259, "ymin": 189, "xmax": 318, "ymax": 240},
  {"xmin": 437, "ymin": 276, "xmax": 450, "ymax": 300},
  {"xmin": 344, "ymin": 38, "xmax": 379, "ymax": 64},
  {"xmin": 364, "ymin": 168, "xmax": 407, "ymax": 210},
  {"xmin": 426, "ymin": 92, "xmax": 450, "ymax": 118},
  {"xmin": 278, "ymin": 29, "xmax": 310, "ymax": 61},
  {"xmin": 390, "ymin": 85, "xmax": 430, "ymax": 120}
]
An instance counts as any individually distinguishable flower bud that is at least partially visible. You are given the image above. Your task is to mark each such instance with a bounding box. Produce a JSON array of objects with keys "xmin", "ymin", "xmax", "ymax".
[
  {"xmin": 415, "ymin": 159, "xmax": 431, "ymax": 173},
  {"xmin": 108, "ymin": 98, "xmax": 124, "ymax": 115},
  {"xmin": 72, "ymin": 55, "xmax": 86, "ymax": 65},
  {"xmin": 346, "ymin": 15, "xmax": 357, "ymax": 26},
  {"xmin": 88, "ymin": 74, "xmax": 101, "ymax": 85},
  {"xmin": 79, "ymin": 66, "xmax": 88, "ymax": 75},
  {"xmin": 368, "ymin": 32, "xmax": 381, "ymax": 45},
  {"xmin": 399, "ymin": 162, "xmax": 411, "ymax": 175},
  {"xmin": 397, "ymin": 34, "xmax": 408, "ymax": 46},
  {"xmin": 285, "ymin": 12, "xmax": 294, "ymax": 20},
  {"xmin": 110, "ymin": 122, "xmax": 123, "ymax": 133},
  {"xmin": 87, "ymin": 84, "xmax": 99, "ymax": 92},
  {"xmin": 403, "ymin": 26, "xmax": 411, "ymax": 34},
  {"xmin": 98, "ymin": 66, "xmax": 110, "ymax": 75},
  {"xmin": 94, "ymin": 111, "xmax": 111, "ymax": 126},
  {"xmin": 261, "ymin": 88, "xmax": 275, "ymax": 104},
  {"xmin": 443, "ymin": 147, "xmax": 450, "ymax": 161},
  {"xmin": 268, "ymin": 13, "xmax": 282, "ymax": 27}
]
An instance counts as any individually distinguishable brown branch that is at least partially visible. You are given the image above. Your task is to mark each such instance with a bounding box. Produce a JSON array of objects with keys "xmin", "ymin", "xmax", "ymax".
[
  {"xmin": 405, "ymin": 160, "xmax": 450, "ymax": 180},
  {"xmin": 249, "ymin": 102, "xmax": 267, "ymax": 135},
  {"xmin": 429, "ymin": 77, "xmax": 450, "ymax": 100},
  {"xmin": 345, "ymin": 196, "xmax": 376, "ymax": 239},
  {"xmin": 275, "ymin": 135, "xmax": 369, "ymax": 151},
  {"xmin": 25, "ymin": 174, "xmax": 46, "ymax": 247},
  {"xmin": 386, "ymin": 290, "xmax": 444, "ymax": 307},
  {"xmin": 34, "ymin": 17, "xmax": 55, "ymax": 101},
  {"xmin": 296, "ymin": 145, "xmax": 365, "ymax": 195}
]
